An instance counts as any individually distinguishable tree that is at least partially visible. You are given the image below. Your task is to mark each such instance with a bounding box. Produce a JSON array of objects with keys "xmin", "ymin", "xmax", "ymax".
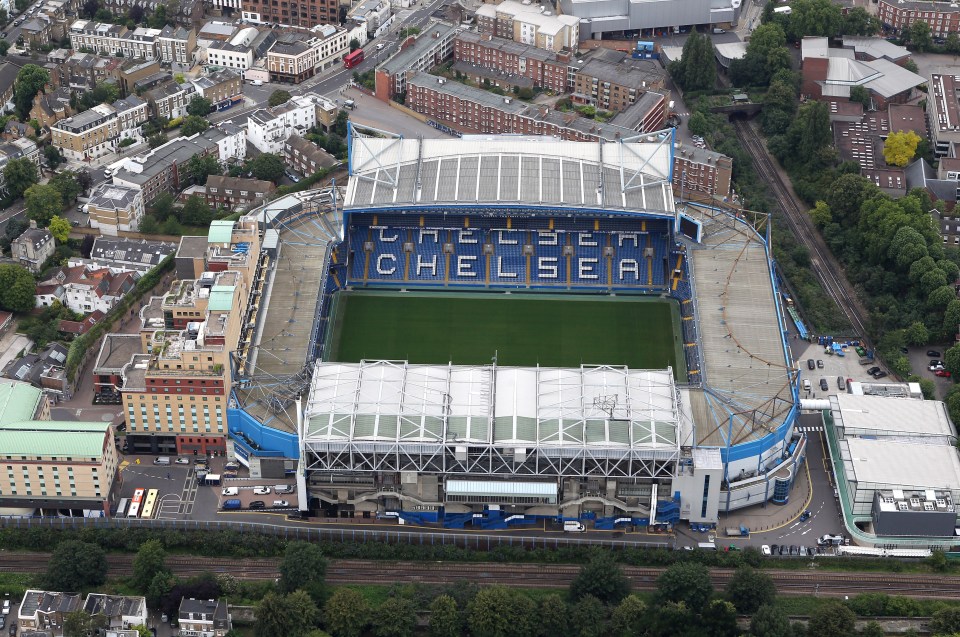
[
  {"xmin": 537, "ymin": 594, "xmax": 569, "ymax": 637},
  {"xmin": 569, "ymin": 595, "xmax": 606, "ymax": 637},
  {"xmin": 132, "ymin": 539, "xmax": 169, "ymax": 593},
  {"xmin": 25, "ymin": 183, "xmax": 64, "ymax": 226},
  {"xmin": 187, "ymin": 154, "xmax": 221, "ymax": 185},
  {"xmin": 944, "ymin": 300, "xmax": 960, "ymax": 340},
  {"xmin": 724, "ymin": 566, "xmax": 776, "ymax": 614},
  {"xmin": 44, "ymin": 540, "xmax": 108, "ymax": 590},
  {"xmin": 181, "ymin": 115, "xmax": 210, "ymax": 136},
  {"xmin": 13, "ymin": 65, "xmax": 49, "ymax": 119},
  {"xmin": 468, "ymin": 586, "xmax": 536, "ymax": 637},
  {"xmin": 807, "ymin": 602, "xmax": 856, "ymax": 637},
  {"xmin": 187, "ymin": 96, "xmax": 212, "ymax": 117},
  {"xmin": 148, "ymin": 132, "xmax": 168, "ymax": 148},
  {"xmin": 349, "ymin": 38, "xmax": 360, "ymax": 51},
  {"xmin": 146, "ymin": 571, "xmax": 175, "ymax": 610},
  {"xmin": 669, "ymin": 32, "xmax": 715, "ymax": 92},
  {"xmin": 370, "ymin": 597, "xmax": 416, "ymax": 637},
  {"xmin": 656, "ymin": 562, "xmax": 713, "ymax": 612},
  {"xmin": 250, "ymin": 153, "xmax": 285, "ymax": 183},
  {"xmin": 44, "ymin": 145, "xmax": 64, "ymax": 170},
  {"xmin": 150, "ymin": 192, "xmax": 176, "ymax": 221},
  {"xmin": 945, "ymin": 344, "xmax": 960, "ymax": 379},
  {"xmin": 50, "ymin": 171, "xmax": 83, "ymax": 206},
  {"xmin": 0, "ymin": 40, "xmax": 10, "ymax": 57},
  {"xmin": 47, "ymin": 215, "xmax": 70, "ymax": 243},
  {"xmin": 278, "ymin": 542, "xmax": 328, "ymax": 602},
  {"xmin": 849, "ymin": 85, "xmax": 870, "ymax": 109},
  {"xmin": 701, "ymin": 599, "xmax": 739, "ymax": 637},
  {"xmin": 688, "ymin": 112, "xmax": 709, "ymax": 137},
  {"xmin": 750, "ymin": 604, "xmax": 793, "ymax": 637},
  {"xmin": 610, "ymin": 595, "xmax": 647, "ymax": 637},
  {"xmin": 810, "ymin": 200, "xmax": 832, "ymax": 227},
  {"xmin": 884, "ymin": 130, "xmax": 921, "ymax": 167},
  {"xmin": 268, "ymin": 90, "xmax": 293, "ymax": 107},
  {"xmin": 930, "ymin": 606, "xmax": 960, "ymax": 634},
  {"xmin": 181, "ymin": 195, "xmax": 214, "ymax": 227},
  {"xmin": 0, "ymin": 9, "xmax": 7, "ymax": 24},
  {"xmin": 428, "ymin": 595, "xmax": 461, "ymax": 637},
  {"xmin": 904, "ymin": 320, "xmax": 929, "ymax": 346},
  {"xmin": 4, "ymin": 156, "xmax": 39, "ymax": 198},
  {"xmin": 15, "ymin": 0, "xmax": 28, "ymax": 11},
  {"xmin": 730, "ymin": 23, "xmax": 791, "ymax": 86},
  {"xmin": 569, "ymin": 555, "xmax": 631, "ymax": 604},
  {"xmin": 907, "ymin": 20, "xmax": 932, "ymax": 52},
  {"xmin": 255, "ymin": 591, "xmax": 318, "ymax": 637},
  {"xmin": 63, "ymin": 610, "xmax": 107, "ymax": 637},
  {"xmin": 946, "ymin": 32, "xmax": 960, "ymax": 56},
  {"xmin": 0, "ymin": 264, "xmax": 37, "ymax": 313},
  {"xmin": 147, "ymin": 3, "xmax": 167, "ymax": 28},
  {"xmin": 798, "ymin": 100, "xmax": 832, "ymax": 159},
  {"xmin": 323, "ymin": 588, "xmax": 369, "ymax": 637}
]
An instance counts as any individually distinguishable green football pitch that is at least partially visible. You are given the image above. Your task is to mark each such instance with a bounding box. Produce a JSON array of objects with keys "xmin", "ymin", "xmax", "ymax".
[{"xmin": 326, "ymin": 291, "xmax": 687, "ymax": 378}]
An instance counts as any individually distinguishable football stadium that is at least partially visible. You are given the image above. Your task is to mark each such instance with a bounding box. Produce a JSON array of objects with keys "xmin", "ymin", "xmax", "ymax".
[{"xmin": 228, "ymin": 126, "xmax": 803, "ymax": 528}]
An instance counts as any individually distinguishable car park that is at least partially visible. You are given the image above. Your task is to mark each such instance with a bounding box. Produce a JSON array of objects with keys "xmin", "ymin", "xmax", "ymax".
[
  {"xmin": 807, "ymin": 547, "xmax": 817, "ymax": 556},
  {"xmin": 222, "ymin": 487, "xmax": 239, "ymax": 496},
  {"xmin": 806, "ymin": 359, "xmax": 815, "ymax": 370},
  {"xmin": 253, "ymin": 486, "xmax": 271, "ymax": 495},
  {"xmin": 928, "ymin": 350, "xmax": 942, "ymax": 357},
  {"xmin": 249, "ymin": 500, "xmax": 266, "ymax": 510},
  {"xmin": 816, "ymin": 360, "xmax": 824, "ymax": 369},
  {"xmin": 819, "ymin": 378, "xmax": 828, "ymax": 391},
  {"xmin": 778, "ymin": 545, "xmax": 785, "ymax": 555}
]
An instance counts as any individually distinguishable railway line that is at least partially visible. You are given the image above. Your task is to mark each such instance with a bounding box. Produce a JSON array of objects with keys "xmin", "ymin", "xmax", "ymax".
[
  {"xmin": 732, "ymin": 118, "xmax": 871, "ymax": 342},
  {"xmin": 6, "ymin": 552, "xmax": 960, "ymax": 599}
]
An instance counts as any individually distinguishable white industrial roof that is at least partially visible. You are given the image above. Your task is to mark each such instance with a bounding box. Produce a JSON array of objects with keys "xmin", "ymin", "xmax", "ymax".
[
  {"xmin": 832, "ymin": 394, "xmax": 956, "ymax": 439},
  {"xmin": 345, "ymin": 134, "xmax": 675, "ymax": 213},
  {"xmin": 304, "ymin": 361, "xmax": 679, "ymax": 449},
  {"xmin": 846, "ymin": 437, "xmax": 960, "ymax": 490}
]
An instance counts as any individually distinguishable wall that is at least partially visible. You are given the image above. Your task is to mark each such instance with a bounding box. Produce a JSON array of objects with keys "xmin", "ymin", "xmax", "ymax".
[{"xmin": 227, "ymin": 407, "xmax": 301, "ymax": 459}]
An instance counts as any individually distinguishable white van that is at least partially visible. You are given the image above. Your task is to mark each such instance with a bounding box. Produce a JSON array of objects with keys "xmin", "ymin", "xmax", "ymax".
[
  {"xmin": 251, "ymin": 79, "xmax": 263, "ymax": 86},
  {"xmin": 563, "ymin": 520, "xmax": 586, "ymax": 532},
  {"xmin": 697, "ymin": 542, "xmax": 717, "ymax": 551},
  {"xmin": 153, "ymin": 456, "xmax": 171, "ymax": 466},
  {"xmin": 802, "ymin": 379, "xmax": 811, "ymax": 391}
]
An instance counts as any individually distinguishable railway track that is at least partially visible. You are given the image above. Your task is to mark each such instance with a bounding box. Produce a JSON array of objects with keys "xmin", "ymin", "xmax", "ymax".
[
  {"xmin": 732, "ymin": 118, "xmax": 871, "ymax": 342},
  {"xmin": 6, "ymin": 552, "xmax": 960, "ymax": 599}
]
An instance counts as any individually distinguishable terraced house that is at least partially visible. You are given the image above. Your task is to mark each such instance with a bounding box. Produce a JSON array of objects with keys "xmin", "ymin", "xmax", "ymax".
[{"xmin": 50, "ymin": 96, "xmax": 148, "ymax": 161}]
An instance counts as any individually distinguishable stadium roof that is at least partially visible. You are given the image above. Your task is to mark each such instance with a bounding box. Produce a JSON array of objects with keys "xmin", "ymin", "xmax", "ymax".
[
  {"xmin": 304, "ymin": 361, "xmax": 680, "ymax": 451},
  {"xmin": 345, "ymin": 133, "xmax": 675, "ymax": 214}
]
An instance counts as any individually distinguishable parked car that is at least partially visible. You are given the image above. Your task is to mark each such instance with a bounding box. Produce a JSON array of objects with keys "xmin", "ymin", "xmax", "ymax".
[
  {"xmin": 873, "ymin": 371, "xmax": 888, "ymax": 378},
  {"xmin": 248, "ymin": 500, "xmax": 266, "ymax": 510},
  {"xmin": 928, "ymin": 350, "xmax": 942, "ymax": 357},
  {"xmin": 866, "ymin": 366, "xmax": 881, "ymax": 375},
  {"xmin": 807, "ymin": 359, "xmax": 815, "ymax": 370},
  {"xmin": 816, "ymin": 360, "xmax": 824, "ymax": 369},
  {"xmin": 253, "ymin": 486, "xmax": 271, "ymax": 495},
  {"xmin": 930, "ymin": 359, "xmax": 944, "ymax": 367},
  {"xmin": 0, "ymin": 616, "xmax": 5, "ymax": 630},
  {"xmin": 807, "ymin": 547, "xmax": 817, "ymax": 556},
  {"xmin": 936, "ymin": 370, "xmax": 952, "ymax": 378},
  {"xmin": 272, "ymin": 500, "xmax": 290, "ymax": 508},
  {"xmin": 8, "ymin": 621, "xmax": 16, "ymax": 636},
  {"xmin": 770, "ymin": 544, "xmax": 779, "ymax": 555},
  {"xmin": 761, "ymin": 545, "xmax": 771, "ymax": 555},
  {"xmin": 930, "ymin": 364, "xmax": 946, "ymax": 371},
  {"xmin": 222, "ymin": 487, "xmax": 239, "ymax": 496},
  {"xmin": 837, "ymin": 376, "xmax": 846, "ymax": 390},
  {"xmin": 789, "ymin": 545, "xmax": 798, "ymax": 556},
  {"xmin": 275, "ymin": 484, "xmax": 295, "ymax": 494},
  {"xmin": 819, "ymin": 378, "xmax": 829, "ymax": 391},
  {"xmin": 799, "ymin": 510, "xmax": 811, "ymax": 522},
  {"xmin": 175, "ymin": 457, "xmax": 189, "ymax": 464}
]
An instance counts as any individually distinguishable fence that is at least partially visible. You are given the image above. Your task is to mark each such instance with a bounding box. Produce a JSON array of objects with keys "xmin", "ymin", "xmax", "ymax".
[{"xmin": 0, "ymin": 516, "xmax": 672, "ymax": 552}]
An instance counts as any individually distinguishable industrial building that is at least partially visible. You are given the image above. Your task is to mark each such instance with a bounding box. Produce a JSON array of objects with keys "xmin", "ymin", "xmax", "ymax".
[
  {"xmin": 560, "ymin": 0, "xmax": 740, "ymax": 41},
  {"xmin": 825, "ymin": 393, "xmax": 960, "ymax": 546}
]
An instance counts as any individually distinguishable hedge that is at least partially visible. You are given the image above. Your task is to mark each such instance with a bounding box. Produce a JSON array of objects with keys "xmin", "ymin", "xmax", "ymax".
[{"xmin": 65, "ymin": 254, "xmax": 175, "ymax": 381}]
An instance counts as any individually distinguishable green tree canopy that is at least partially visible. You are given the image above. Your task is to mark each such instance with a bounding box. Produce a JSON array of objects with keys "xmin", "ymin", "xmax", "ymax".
[
  {"xmin": 4, "ymin": 156, "xmax": 39, "ymax": 199},
  {"xmin": 610, "ymin": 595, "xmax": 647, "ymax": 637},
  {"xmin": 907, "ymin": 20, "xmax": 932, "ymax": 52},
  {"xmin": 537, "ymin": 594, "xmax": 569, "ymax": 637},
  {"xmin": 187, "ymin": 96, "xmax": 212, "ymax": 117},
  {"xmin": 0, "ymin": 264, "xmax": 36, "ymax": 313},
  {"xmin": 14, "ymin": 64, "xmax": 49, "ymax": 119},
  {"xmin": 655, "ymin": 562, "xmax": 713, "ymax": 612},
  {"xmin": 269, "ymin": 90, "xmax": 293, "ymax": 107},
  {"xmin": 63, "ymin": 610, "xmax": 107, "ymax": 637},
  {"xmin": 849, "ymin": 85, "xmax": 870, "ymax": 109},
  {"xmin": 187, "ymin": 154, "xmax": 221, "ymax": 185},
  {"xmin": 181, "ymin": 195, "xmax": 214, "ymax": 227},
  {"xmin": 278, "ymin": 541, "xmax": 328, "ymax": 602},
  {"xmin": 349, "ymin": 38, "xmax": 360, "ymax": 51},
  {"xmin": 323, "ymin": 588, "xmax": 369, "ymax": 637},
  {"xmin": 25, "ymin": 183, "xmax": 65, "ymax": 226},
  {"xmin": 181, "ymin": 115, "xmax": 210, "ymax": 136},
  {"xmin": 131, "ymin": 539, "xmax": 169, "ymax": 593},
  {"xmin": 250, "ymin": 153, "xmax": 285, "ymax": 183},
  {"xmin": 468, "ymin": 586, "xmax": 536, "ymax": 637},
  {"xmin": 50, "ymin": 171, "xmax": 83, "ymax": 206},
  {"xmin": 44, "ymin": 540, "xmax": 108, "ymax": 590},
  {"xmin": 730, "ymin": 23, "xmax": 791, "ymax": 86},
  {"xmin": 47, "ymin": 215, "xmax": 70, "ymax": 243},
  {"xmin": 569, "ymin": 595, "xmax": 607, "ymax": 637},
  {"xmin": 725, "ymin": 566, "xmax": 776, "ymax": 614},
  {"xmin": 427, "ymin": 595, "xmax": 461, "ymax": 637},
  {"xmin": 254, "ymin": 591, "xmax": 318, "ymax": 637},
  {"xmin": 785, "ymin": 0, "xmax": 842, "ymax": 40},
  {"xmin": 749, "ymin": 604, "xmax": 793, "ymax": 637},
  {"xmin": 569, "ymin": 554, "xmax": 631, "ymax": 604},
  {"xmin": 669, "ymin": 32, "xmax": 716, "ymax": 92},
  {"xmin": 369, "ymin": 597, "xmax": 416, "ymax": 637},
  {"xmin": 807, "ymin": 602, "xmax": 856, "ymax": 637},
  {"xmin": 44, "ymin": 145, "xmax": 63, "ymax": 169}
]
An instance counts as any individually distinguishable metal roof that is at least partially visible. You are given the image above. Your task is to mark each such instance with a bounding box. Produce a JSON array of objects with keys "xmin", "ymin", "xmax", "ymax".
[
  {"xmin": 345, "ymin": 133, "xmax": 675, "ymax": 213},
  {"xmin": 208, "ymin": 220, "xmax": 235, "ymax": 244},
  {"xmin": 207, "ymin": 286, "xmax": 235, "ymax": 311},
  {"xmin": 304, "ymin": 361, "xmax": 679, "ymax": 449},
  {"xmin": 832, "ymin": 394, "xmax": 955, "ymax": 440},
  {"xmin": 846, "ymin": 438, "xmax": 960, "ymax": 491},
  {"xmin": 0, "ymin": 379, "xmax": 44, "ymax": 425},
  {"xmin": 0, "ymin": 420, "xmax": 109, "ymax": 458}
]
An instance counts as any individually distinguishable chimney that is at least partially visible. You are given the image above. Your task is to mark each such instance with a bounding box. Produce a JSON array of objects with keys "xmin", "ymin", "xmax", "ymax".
[{"xmin": 29, "ymin": 219, "xmax": 37, "ymax": 229}]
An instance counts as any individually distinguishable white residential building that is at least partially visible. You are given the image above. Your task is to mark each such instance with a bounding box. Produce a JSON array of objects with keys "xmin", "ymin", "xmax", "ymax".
[
  {"xmin": 50, "ymin": 96, "xmax": 149, "ymax": 161},
  {"xmin": 87, "ymin": 182, "xmax": 145, "ymax": 235},
  {"xmin": 68, "ymin": 20, "xmax": 160, "ymax": 59},
  {"xmin": 203, "ymin": 122, "xmax": 247, "ymax": 164},
  {"xmin": 206, "ymin": 42, "xmax": 254, "ymax": 71},
  {"xmin": 246, "ymin": 94, "xmax": 318, "ymax": 154}
]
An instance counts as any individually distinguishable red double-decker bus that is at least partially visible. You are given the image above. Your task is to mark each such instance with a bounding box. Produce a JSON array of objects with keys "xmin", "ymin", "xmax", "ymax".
[{"xmin": 343, "ymin": 49, "xmax": 364, "ymax": 69}]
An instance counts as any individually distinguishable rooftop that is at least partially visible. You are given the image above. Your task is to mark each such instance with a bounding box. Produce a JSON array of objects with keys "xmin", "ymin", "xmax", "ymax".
[
  {"xmin": 831, "ymin": 393, "xmax": 956, "ymax": 439},
  {"xmin": 381, "ymin": 21, "xmax": 459, "ymax": 76},
  {"xmin": 89, "ymin": 182, "xmax": 141, "ymax": 210},
  {"xmin": 576, "ymin": 57, "xmax": 665, "ymax": 89},
  {"xmin": 842, "ymin": 36, "xmax": 910, "ymax": 61},
  {"xmin": 93, "ymin": 334, "xmax": 143, "ymax": 372},
  {"xmin": 846, "ymin": 437, "xmax": 960, "ymax": 490},
  {"xmin": 456, "ymin": 31, "xmax": 563, "ymax": 64},
  {"xmin": 91, "ymin": 237, "xmax": 176, "ymax": 267}
]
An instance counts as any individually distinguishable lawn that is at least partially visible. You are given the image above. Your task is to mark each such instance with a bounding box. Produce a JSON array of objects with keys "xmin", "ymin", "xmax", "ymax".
[{"xmin": 327, "ymin": 291, "xmax": 685, "ymax": 377}]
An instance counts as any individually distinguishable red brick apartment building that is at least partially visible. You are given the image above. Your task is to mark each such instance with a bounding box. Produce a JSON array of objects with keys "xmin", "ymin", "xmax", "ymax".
[
  {"xmin": 453, "ymin": 31, "xmax": 570, "ymax": 94},
  {"xmin": 878, "ymin": 0, "xmax": 960, "ymax": 38}
]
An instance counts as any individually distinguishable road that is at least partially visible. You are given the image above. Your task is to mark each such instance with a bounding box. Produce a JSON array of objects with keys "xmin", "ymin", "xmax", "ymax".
[{"xmin": 733, "ymin": 119, "xmax": 872, "ymax": 344}]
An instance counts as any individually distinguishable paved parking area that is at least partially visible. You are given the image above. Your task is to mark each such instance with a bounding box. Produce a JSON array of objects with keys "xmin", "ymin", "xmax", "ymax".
[
  {"xmin": 218, "ymin": 479, "xmax": 299, "ymax": 512},
  {"xmin": 792, "ymin": 339, "xmax": 884, "ymax": 400}
]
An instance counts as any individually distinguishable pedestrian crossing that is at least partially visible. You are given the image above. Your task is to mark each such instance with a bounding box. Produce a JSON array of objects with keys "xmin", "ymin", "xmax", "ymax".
[{"xmin": 796, "ymin": 426, "xmax": 823, "ymax": 433}]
